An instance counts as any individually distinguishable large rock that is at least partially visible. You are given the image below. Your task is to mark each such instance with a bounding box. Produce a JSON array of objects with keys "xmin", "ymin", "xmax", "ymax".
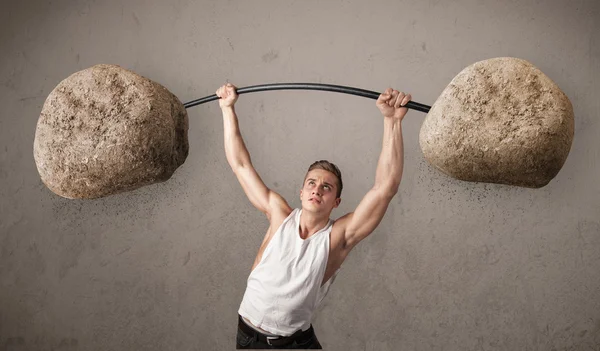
[
  {"xmin": 34, "ymin": 64, "xmax": 189, "ymax": 199},
  {"xmin": 419, "ymin": 57, "xmax": 574, "ymax": 188}
]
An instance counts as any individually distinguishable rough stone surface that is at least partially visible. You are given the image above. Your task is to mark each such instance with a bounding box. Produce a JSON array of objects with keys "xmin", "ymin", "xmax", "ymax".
[
  {"xmin": 34, "ymin": 64, "xmax": 189, "ymax": 199},
  {"xmin": 419, "ymin": 57, "xmax": 574, "ymax": 188}
]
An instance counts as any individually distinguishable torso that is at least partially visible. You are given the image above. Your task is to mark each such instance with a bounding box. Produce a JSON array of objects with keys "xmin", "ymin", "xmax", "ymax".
[{"xmin": 250, "ymin": 209, "xmax": 351, "ymax": 288}]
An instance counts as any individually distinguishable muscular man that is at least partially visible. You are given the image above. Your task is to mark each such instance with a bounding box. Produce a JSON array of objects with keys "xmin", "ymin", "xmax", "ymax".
[{"xmin": 216, "ymin": 83, "xmax": 412, "ymax": 349}]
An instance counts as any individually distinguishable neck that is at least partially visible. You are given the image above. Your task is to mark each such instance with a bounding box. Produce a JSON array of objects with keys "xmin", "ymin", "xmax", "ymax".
[{"xmin": 298, "ymin": 209, "xmax": 330, "ymax": 239}]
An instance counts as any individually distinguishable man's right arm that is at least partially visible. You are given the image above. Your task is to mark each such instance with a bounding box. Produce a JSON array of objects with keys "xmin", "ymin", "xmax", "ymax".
[{"xmin": 218, "ymin": 84, "xmax": 291, "ymax": 220}]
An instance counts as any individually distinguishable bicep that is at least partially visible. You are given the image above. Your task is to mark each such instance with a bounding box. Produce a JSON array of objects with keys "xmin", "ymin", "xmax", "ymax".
[
  {"xmin": 234, "ymin": 165, "xmax": 291, "ymax": 218},
  {"xmin": 339, "ymin": 188, "xmax": 394, "ymax": 248}
]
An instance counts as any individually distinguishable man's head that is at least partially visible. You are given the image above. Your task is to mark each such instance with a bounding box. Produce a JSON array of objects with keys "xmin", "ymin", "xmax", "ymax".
[{"xmin": 300, "ymin": 160, "xmax": 343, "ymax": 214}]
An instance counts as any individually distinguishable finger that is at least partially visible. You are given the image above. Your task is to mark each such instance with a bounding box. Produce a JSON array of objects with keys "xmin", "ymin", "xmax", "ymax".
[
  {"xmin": 378, "ymin": 88, "xmax": 393, "ymax": 102},
  {"xmin": 388, "ymin": 90, "xmax": 399, "ymax": 107},
  {"xmin": 394, "ymin": 92, "xmax": 405, "ymax": 108},
  {"xmin": 383, "ymin": 88, "xmax": 393, "ymax": 98},
  {"xmin": 401, "ymin": 93, "xmax": 412, "ymax": 106}
]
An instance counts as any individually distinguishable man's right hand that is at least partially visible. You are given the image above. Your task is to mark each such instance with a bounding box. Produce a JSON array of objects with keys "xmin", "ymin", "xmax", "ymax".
[{"xmin": 216, "ymin": 83, "xmax": 238, "ymax": 109}]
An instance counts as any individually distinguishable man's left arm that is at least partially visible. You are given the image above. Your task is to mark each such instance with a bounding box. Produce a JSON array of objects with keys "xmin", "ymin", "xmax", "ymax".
[{"xmin": 337, "ymin": 88, "xmax": 411, "ymax": 249}]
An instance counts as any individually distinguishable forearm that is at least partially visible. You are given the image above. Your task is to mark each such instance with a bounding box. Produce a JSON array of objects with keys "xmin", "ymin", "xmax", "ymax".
[
  {"xmin": 222, "ymin": 106, "xmax": 252, "ymax": 170},
  {"xmin": 373, "ymin": 117, "xmax": 404, "ymax": 195}
]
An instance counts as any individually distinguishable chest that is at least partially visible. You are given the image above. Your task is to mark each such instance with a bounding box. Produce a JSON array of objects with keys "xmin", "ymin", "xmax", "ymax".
[{"xmin": 252, "ymin": 218, "xmax": 350, "ymax": 283}]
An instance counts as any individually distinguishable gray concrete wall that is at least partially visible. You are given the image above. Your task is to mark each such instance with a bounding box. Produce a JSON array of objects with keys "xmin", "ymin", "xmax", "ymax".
[{"xmin": 1, "ymin": 0, "xmax": 599, "ymax": 350}]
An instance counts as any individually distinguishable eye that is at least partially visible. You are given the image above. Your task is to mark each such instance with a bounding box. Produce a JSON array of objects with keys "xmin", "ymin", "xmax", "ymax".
[{"xmin": 324, "ymin": 185, "xmax": 330, "ymax": 190}]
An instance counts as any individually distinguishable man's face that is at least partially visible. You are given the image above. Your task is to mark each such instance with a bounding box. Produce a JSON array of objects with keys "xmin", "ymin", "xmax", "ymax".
[{"xmin": 300, "ymin": 169, "xmax": 341, "ymax": 214}]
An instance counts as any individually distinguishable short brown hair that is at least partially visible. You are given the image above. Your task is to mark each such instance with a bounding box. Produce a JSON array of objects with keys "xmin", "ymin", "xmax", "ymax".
[{"xmin": 304, "ymin": 160, "xmax": 343, "ymax": 198}]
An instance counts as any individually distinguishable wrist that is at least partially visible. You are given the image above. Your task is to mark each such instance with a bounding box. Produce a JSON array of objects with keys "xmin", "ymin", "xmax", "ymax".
[
  {"xmin": 383, "ymin": 115, "xmax": 403, "ymax": 122},
  {"xmin": 221, "ymin": 105, "xmax": 235, "ymax": 113},
  {"xmin": 384, "ymin": 116, "xmax": 403, "ymax": 129}
]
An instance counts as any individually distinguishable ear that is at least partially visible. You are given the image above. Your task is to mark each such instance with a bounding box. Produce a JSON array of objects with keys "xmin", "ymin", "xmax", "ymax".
[
  {"xmin": 334, "ymin": 197, "xmax": 341, "ymax": 208},
  {"xmin": 300, "ymin": 189, "xmax": 303, "ymax": 199}
]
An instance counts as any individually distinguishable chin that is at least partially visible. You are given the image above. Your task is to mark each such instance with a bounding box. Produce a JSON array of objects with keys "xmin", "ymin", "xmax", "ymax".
[
  {"xmin": 303, "ymin": 202, "xmax": 320, "ymax": 211},
  {"xmin": 308, "ymin": 204, "xmax": 331, "ymax": 213}
]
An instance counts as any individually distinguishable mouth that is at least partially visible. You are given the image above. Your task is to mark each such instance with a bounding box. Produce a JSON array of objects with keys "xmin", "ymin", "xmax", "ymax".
[{"xmin": 309, "ymin": 198, "xmax": 321, "ymax": 204}]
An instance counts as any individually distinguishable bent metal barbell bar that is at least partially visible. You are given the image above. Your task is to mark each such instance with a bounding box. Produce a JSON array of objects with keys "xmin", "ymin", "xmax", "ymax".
[{"xmin": 183, "ymin": 83, "xmax": 432, "ymax": 113}]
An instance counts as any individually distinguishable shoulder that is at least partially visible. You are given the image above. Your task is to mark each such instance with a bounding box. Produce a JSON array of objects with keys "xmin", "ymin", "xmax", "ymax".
[
  {"xmin": 332, "ymin": 212, "xmax": 352, "ymax": 232},
  {"xmin": 331, "ymin": 213, "xmax": 354, "ymax": 250},
  {"xmin": 267, "ymin": 198, "xmax": 294, "ymax": 231},
  {"xmin": 266, "ymin": 191, "xmax": 293, "ymax": 221}
]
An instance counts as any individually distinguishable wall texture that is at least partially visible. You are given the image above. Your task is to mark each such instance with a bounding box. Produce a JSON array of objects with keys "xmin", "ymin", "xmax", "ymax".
[{"xmin": 1, "ymin": 0, "xmax": 598, "ymax": 350}]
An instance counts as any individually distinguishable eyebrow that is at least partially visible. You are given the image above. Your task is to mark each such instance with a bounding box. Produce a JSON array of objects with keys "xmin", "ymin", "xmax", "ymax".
[{"xmin": 306, "ymin": 178, "xmax": 335, "ymax": 188}]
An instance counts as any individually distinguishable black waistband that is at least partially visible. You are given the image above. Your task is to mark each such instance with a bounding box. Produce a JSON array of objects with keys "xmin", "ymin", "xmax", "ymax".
[{"xmin": 237, "ymin": 315, "xmax": 314, "ymax": 347}]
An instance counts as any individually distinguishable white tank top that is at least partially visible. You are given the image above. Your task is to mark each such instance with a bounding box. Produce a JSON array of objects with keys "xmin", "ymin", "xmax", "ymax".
[{"xmin": 238, "ymin": 208, "xmax": 340, "ymax": 336}]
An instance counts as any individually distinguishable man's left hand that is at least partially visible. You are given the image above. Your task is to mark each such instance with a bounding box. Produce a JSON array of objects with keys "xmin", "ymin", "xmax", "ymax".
[{"xmin": 376, "ymin": 88, "xmax": 412, "ymax": 120}]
